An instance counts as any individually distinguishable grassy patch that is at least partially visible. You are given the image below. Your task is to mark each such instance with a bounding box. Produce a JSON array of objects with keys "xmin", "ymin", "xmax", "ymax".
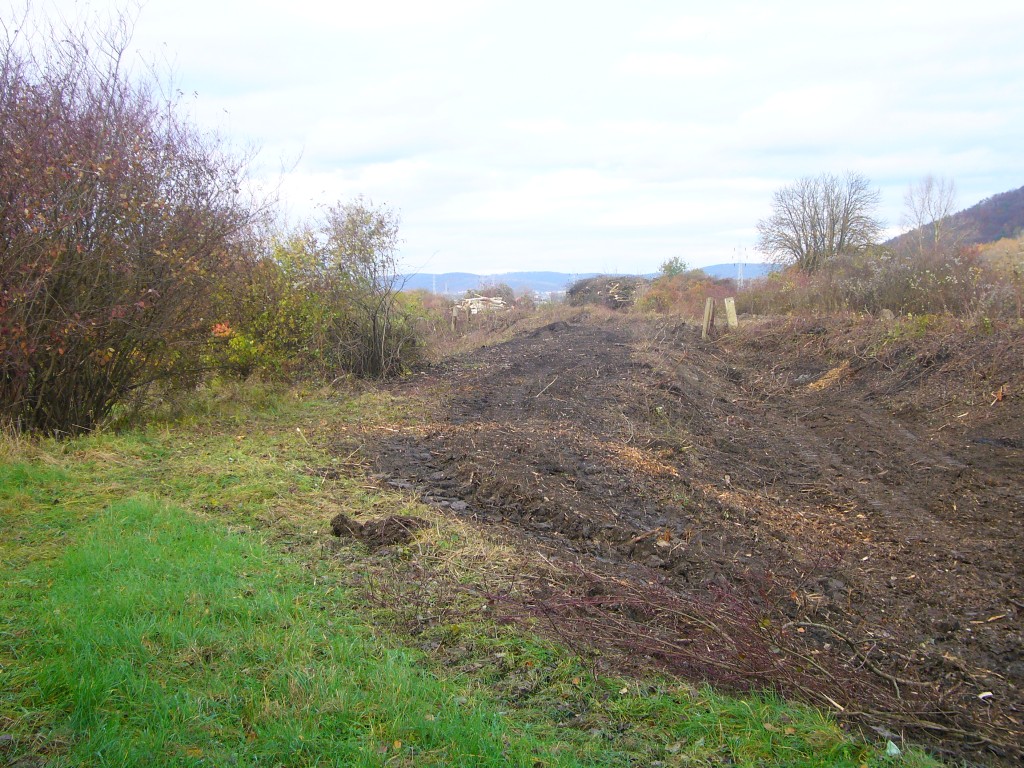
[
  {"xmin": 2, "ymin": 497, "xmax": 585, "ymax": 766},
  {"xmin": 1, "ymin": 381, "xmax": 943, "ymax": 766}
]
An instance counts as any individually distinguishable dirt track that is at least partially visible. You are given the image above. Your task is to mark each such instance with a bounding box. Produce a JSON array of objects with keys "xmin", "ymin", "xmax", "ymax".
[{"xmin": 358, "ymin": 311, "xmax": 1023, "ymax": 765}]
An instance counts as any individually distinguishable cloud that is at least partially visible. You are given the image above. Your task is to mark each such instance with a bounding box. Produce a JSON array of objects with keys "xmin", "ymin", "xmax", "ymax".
[
  {"xmin": 617, "ymin": 52, "xmax": 737, "ymax": 79},
  {"xmin": 35, "ymin": 0, "xmax": 1024, "ymax": 274}
]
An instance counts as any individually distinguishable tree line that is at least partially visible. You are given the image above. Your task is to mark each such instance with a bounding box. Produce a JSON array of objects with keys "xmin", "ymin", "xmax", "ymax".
[{"xmin": 3, "ymin": 9, "xmax": 1018, "ymax": 435}]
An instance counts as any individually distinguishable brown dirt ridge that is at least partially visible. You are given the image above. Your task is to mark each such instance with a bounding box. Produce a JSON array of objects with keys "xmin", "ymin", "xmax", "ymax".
[{"xmin": 355, "ymin": 310, "xmax": 1023, "ymax": 766}]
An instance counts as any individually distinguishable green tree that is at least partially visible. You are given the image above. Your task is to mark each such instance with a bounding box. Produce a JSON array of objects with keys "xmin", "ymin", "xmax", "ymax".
[
  {"xmin": 659, "ymin": 257, "xmax": 688, "ymax": 277},
  {"xmin": 320, "ymin": 198, "xmax": 417, "ymax": 378}
]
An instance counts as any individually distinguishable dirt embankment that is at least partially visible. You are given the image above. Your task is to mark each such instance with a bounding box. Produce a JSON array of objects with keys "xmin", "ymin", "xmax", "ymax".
[{"xmin": 353, "ymin": 311, "xmax": 1023, "ymax": 765}]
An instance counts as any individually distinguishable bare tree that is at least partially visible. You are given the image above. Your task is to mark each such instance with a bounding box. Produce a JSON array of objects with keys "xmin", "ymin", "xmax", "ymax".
[
  {"xmin": 756, "ymin": 172, "xmax": 882, "ymax": 272},
  {"xmin": 900, "ymin": 175, "xmax": 970, "ymax": 257}
]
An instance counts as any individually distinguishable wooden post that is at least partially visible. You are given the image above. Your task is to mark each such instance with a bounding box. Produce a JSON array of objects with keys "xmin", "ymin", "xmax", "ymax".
[
  {"xmin": 702, "ymin": 297, "xmax": 716, "ymax": 340},
  {"xmin": 724, "ymin": 297, "xmax": 738, "ymax": 329}
]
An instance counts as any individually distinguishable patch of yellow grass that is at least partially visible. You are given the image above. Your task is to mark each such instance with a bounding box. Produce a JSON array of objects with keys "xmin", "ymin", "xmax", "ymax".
[
  {"xmin": 807, "ymin": 361, "xmax": 850, "ymax": 391},
  {"xmin": 597, "ymin": 442, "xmax": 679, "ymax": 478}
]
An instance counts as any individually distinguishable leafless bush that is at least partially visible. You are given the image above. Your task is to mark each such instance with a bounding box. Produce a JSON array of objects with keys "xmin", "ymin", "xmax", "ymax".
[
  {"xmin": 0, "ymin": 8, "xmax": 257, "ymax": 433},
  {"xmin": 738, "ymin": 246, "xmax": 1020, "ymax": 319}
]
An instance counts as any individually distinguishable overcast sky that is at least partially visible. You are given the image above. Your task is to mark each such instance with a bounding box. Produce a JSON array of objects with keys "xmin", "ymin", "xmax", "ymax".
[{"xmin": 36, "ymin": 0, "xmax": 1024, "ymax": 275}]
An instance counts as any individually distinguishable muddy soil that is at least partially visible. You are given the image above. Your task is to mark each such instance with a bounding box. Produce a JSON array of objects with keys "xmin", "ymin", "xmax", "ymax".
[
  {"xmin": 352, "ymin": 312, "xmax": 1023, "ymax": 765},
  {"xmin": 329, "ymin": 512, "xmax": 426, "ymax": 548}
]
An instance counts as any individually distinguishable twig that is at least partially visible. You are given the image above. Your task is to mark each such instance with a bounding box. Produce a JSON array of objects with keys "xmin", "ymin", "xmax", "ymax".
[
  {"xmin": 834, "ymin": 710, "xmax": 1019, "ymax": 752},
  {"xmin": 784, "ymin": 621, "xmax": 927, "ymax": 688},
  {"xmin": 338, "ymin": 445, "xmax": 363, "ymax": 465},
  {"xmin": 535, "ymin": 376, "xmax": 558, "ymax": 398}
]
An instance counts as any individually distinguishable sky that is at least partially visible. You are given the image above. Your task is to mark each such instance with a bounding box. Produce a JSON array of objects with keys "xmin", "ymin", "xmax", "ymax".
[{"xmin": 29, "ymin": 0, "xmax": 1024, "ymax": 275}]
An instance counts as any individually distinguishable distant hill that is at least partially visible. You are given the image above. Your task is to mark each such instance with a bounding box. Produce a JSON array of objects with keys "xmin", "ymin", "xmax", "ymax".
[
  {"xmin": 401, "ymin": 271, "xmax": 599, "ymax": 295},
  {"xmin": 401, "ymin": 264, "xmax": 777, "ymax": 295},
  {"xmin": 888, "ymin": 184, "xmax": 1024, "ymax": 248}
]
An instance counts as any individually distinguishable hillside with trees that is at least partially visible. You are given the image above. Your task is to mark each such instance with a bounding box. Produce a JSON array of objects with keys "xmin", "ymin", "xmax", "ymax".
[
  {"xmin": 966, "ymin": 184, "xmax": 1024, "ymax": 241},
  {"xmin": 888, "ymin": 184, "xmax": 1024, "ymax": 249}
]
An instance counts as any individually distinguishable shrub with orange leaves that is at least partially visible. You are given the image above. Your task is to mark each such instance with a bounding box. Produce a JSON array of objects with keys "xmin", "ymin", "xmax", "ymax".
[{"xmin": 636, "ymin": 272, "xmax": 736, "ymax": 320}]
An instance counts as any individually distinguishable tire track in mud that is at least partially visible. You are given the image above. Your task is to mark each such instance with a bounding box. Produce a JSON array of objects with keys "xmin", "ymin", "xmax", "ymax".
[
  {"xmin": 354, "ymin": 314, "xmax": 1024, "ymax": 765},
  {"xmin": 374, "ymin": 320, "xmax": 786, "ymax": 587}
]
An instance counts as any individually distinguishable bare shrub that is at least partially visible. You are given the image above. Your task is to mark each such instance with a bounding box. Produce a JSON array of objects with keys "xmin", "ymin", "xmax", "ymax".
[
  {"xmin": 738, "ymin": 246, "xmax": 1019, "ymax": 319},
  {"xmin": 0, "ymin": 10, "xmax": 256, "ymax": 433}
]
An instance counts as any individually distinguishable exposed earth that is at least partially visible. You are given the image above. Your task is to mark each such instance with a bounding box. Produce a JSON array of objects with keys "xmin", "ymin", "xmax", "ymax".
[{"xmin": 349, "ymin": 310, "xmax": 1023, "ymax": 765}]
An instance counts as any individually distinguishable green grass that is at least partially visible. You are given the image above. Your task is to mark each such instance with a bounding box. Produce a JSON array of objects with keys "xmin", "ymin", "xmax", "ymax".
[
  {"xmin": 0, "ymin": 382, "xmax": 944, "ymax": 767},
  {"xmin": 3, "ymin": 495, "xmax": 578, "ymax": 766}
]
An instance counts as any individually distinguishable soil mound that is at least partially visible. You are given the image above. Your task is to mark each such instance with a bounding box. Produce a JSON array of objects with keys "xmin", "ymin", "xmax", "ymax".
[{"xmin": 329, "ymin": 512, "xmax": 427, "ymax": 548}]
